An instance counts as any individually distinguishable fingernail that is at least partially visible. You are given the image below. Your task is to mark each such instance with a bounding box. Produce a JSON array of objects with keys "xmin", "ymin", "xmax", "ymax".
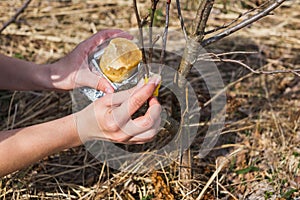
[
  {"xmin": 136, "ymin": 78, "xmax": 145, "ymax": 88},
  {"xmin": 148, "ymin": 74, "xmax": 161, "ymax": 86}
]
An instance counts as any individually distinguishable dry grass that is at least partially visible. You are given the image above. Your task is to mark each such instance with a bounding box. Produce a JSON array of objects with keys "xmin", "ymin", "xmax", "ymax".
[{"xmin": 0, "ymin": 0, "xmax": 299, "ymax": 199}]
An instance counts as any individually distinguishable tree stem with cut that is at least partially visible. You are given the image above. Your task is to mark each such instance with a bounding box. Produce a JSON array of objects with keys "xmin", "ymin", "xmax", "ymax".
[
  {"xmin": 149, "ymin": 0, "xmax": 159, "ymax": 64},
  {"xmin": 159, "ymin": 0, "xmax": 171, "ymax": 67}
]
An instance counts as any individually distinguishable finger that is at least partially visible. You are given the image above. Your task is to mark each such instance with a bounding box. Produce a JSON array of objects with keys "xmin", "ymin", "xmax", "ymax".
[
  {"xmin": 120, "ymin": 102, "xmax": 161, "ymax": 137},
  {"xmin": 96, "ymin": 76, "xmax": 114, "ymax": 93},
  {"xmin": 76, "ymin": 69, "xmax": 114, "ymax": 93},
  {"xmin": 127, "ymin": 122, "xmax": 161, "ymax": 144},
  {"xmin": 148, "ymin": 96, "xmax": 160, "ymax": 107},
  {"xmin": 102, "ymin": 78, "xmax": 145, "ymax": 106},
  {"xmin": 114, "ymin": 78, "xmax": 160, "ymax": 125},
  {"xmin": 108, "ymin": 30, "xmax": 134, "ymax": 40},
  {"xmin": 86, "ymin": 29, "xmax": 133, "ymax": 51}
]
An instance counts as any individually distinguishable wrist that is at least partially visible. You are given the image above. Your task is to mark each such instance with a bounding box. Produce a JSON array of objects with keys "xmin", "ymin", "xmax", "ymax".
[
  {"xmin": 54, "ymin": 114, "xmax": 83, "ymax": 148},
  {"xmin": 35, "ymin": 63, "xmax": 54, "ymax": 90},
  {"xmin": 65, "ymin": 114, "xmax": 83, "ymax": 147}
]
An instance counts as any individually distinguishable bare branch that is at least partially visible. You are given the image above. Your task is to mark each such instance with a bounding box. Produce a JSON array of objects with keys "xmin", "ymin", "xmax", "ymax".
[
  {"xmin": 205, "ymin": 0, "xmax": 271, "ymax": 35},
  {"xmin": 149, "ymin": 0, "xmax": 159, "ymax": 64},
  {"xmin": 201, "ymin": 0, "xmax": 288, "ymax": 47},
  {"xmin": 175, "ymin": 0, "xmax": 188, "ymax": 41},
  {"xmin": 133, "ymin": 0, "xmax": 149, "ymax": 77},
  {"xmin": 204, "ymin": 12, "xmax": 243, "ymax": 35},
  {"xmin": 0, "ymin": 0, "xmax": 32, "ymax": 34},
  {"xmin": 159, "ymin": 0, "xmax": 171, "ymax": 67},
  {"xmin": 191, "ymin": 0, "xmax": 215, "ymax": 42}
]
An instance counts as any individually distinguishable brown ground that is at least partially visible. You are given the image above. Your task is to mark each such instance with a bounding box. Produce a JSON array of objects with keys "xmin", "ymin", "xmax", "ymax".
[{"xmin": 0, "ymin": 0, "xmax": 299, "ymax": 199}]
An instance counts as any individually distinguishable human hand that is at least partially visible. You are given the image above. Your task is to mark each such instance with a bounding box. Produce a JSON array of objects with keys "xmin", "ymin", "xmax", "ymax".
[
  {"xmin": 48, "ymin": 29, "xmax": 133, "ymax": 92},
  {"xmin": 75, "ymin": 75, "xmax": 162, "ymax": 144}
]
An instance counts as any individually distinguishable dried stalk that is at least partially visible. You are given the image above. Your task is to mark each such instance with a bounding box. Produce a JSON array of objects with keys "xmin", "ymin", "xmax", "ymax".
[
  {"xmin": 201, "ymin": 0, "xmax": 288, "ymax": 47},
  {"xmin": 0, "ymin": 0, "xmax": 32, "ymax": 34},
  {"xmin": 196, "ymin": 148, "xmax": 244, "ymax": 200},
  {"xmin": 133, "ymin": 0, "xmax": 149, "ymax": 77}
]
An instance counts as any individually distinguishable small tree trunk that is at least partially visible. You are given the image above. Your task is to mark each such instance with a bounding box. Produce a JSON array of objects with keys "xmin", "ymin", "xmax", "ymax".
[
  {"xmin": 176, "ymin": 37, "xmax": 201, "ymax": 189},
  {"xmin": 177, "ymin": 0, "xmax": 214, "ymax": 189},
  {"xmin": 177, "ymin": 37, "xmax": 201, "ymax": 88}
]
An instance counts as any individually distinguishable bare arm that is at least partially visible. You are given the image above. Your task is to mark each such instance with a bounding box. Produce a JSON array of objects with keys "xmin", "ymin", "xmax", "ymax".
[
  {"xmin": 0, "ymin": 54, "xmax": 52, "ymax": 90},
  {"xmin": 0, "ymin": 114, "xmax": 81, "ymax": 177},
  {"xmin": 0, "ymin": 29, "xmax": 132, "ymax": 91}
]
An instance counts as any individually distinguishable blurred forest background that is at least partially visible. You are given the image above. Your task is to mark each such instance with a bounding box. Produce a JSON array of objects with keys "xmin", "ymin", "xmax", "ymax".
[{"xmin": 0, "ymin": 0, "xmax": 299, "ymax": 199}]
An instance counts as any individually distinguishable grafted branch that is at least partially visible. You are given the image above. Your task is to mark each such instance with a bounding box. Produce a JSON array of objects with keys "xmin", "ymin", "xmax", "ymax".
[
  {"xmin": 175, "ymin": 0, "xmax": 188, "ymax": 41},
  {"xmin": 133, "ymin": 0, "xmax": 149, "ymax": 77},
  {"xmin": 149, "ymin": 0, "xmax": 159, "ymax": 64},
  {"xmin": 177, "ymin": 0, "xmax": 214, "ymax": 88},
  {"xmin": 159, "ymin": 0, "xmax": 171, "ymax": 66},
  {"xmin": 191, "ymin": 0, "xmax": 215, "ymax": 42}
]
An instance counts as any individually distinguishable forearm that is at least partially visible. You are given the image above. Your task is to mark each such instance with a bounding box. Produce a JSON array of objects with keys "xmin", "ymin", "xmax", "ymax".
[
  {"xmin": 0, "ymin": 54, "xmax": 53, "ymax": 90},
  {"xmin": 0, "ymin": 114, "xmax": 81, "ymax": 177}
]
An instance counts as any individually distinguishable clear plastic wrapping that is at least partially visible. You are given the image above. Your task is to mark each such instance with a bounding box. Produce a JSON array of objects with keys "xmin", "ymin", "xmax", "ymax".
[{"xmin": 80, "ymin": 40, "xmax": 142, "ymax": 101}]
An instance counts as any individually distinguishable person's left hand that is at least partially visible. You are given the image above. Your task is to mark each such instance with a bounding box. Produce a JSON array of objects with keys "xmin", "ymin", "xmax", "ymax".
[{"xmin": 48, "ymin": 29, "xmax": 133, "ymax": 92}]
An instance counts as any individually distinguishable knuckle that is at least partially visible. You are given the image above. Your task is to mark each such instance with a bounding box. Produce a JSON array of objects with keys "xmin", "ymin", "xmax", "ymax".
[
  {"xmin": 104, "ymin": 120, "xmax": 120, "ymax": 132},
  {"xmin": 145, "ymin": 130, "xmax": 157, "ymax": 141},
  {"xmin": 96, "ymin": 79, "xmax": 104, "ymax": 90},
  {"xmin": 157, "ymin": 104, "xmax": 162, "ymax": 113},
  {"xmin": 114, "ymin": 136, "xmax": 127, "ymax": 143},
  {"xmin": 130, "ymin": 96, "xmax": 145, "ymax": 109},
  {"xmin": 141, "ymin": 116, "xmax": 155, "ymax": 128},
  {"xmin": 156, "ymin": 115, "xmax": 162, "ymax": 126},
  {"xmin": 113, "ymin": 133, "xmax": 131, "ymax": 143}
]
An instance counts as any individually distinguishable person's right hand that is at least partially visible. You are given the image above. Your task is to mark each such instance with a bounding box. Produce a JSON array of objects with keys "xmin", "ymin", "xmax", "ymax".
[{"xmin": 74, "ymin": 75, "xmax": 162, "ymax": 144}]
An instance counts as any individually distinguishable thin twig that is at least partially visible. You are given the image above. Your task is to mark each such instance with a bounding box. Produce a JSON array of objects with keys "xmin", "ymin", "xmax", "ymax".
[
  {"xmin": 202, "ymin": 56, "xmax": 300, "ymax": 77},
  {"xmin": 201, "ymin": 0, "xmax": 288, "ymax": 47},
  {"xmin": 141, "ymin": 14, "xmax": 150, "ymax": 26},
  {"xmin": 204, "ymin": 13, "xmax": 243, "ymax": 35},
  {"xmin": 133, "ymin": 0, "xmax": 149, "ymax": 77},
  {"xmin": 159, "ymin": 0, "xmax": 171, "ymax": 67},
  {"xmin": 0, "ymin": 0, "xmax": 32, "ymax": 34},
  {"xmin": 149, "ymin": 0, "xmax": 159, "ymax": 64},
  {"xmin": 197, "ymin": 51, "xmax": 258, "ymax": 60},
  {"xmin": 175, "ymin": 0, "xmax": 188, "ymax": 41}
]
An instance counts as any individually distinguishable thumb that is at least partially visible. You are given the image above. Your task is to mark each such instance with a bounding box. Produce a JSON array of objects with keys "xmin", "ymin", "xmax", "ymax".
[{"xmin": 78, "ymin": 71, "xmax": 114, "ymax": 93}]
